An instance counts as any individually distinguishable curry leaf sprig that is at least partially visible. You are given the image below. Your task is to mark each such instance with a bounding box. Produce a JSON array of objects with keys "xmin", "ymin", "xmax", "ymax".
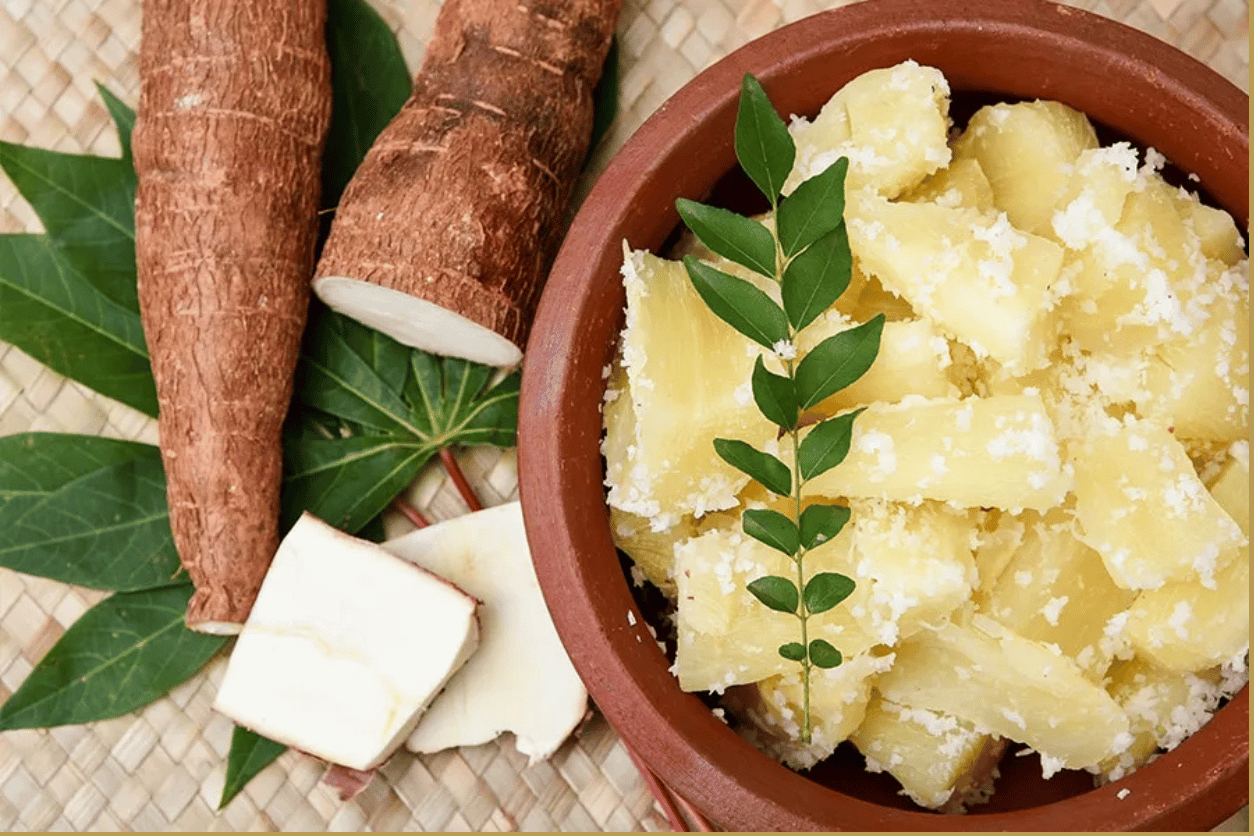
[{"xmin": 674, "ymin": 74, "xmax": 884, "ymax": 745}]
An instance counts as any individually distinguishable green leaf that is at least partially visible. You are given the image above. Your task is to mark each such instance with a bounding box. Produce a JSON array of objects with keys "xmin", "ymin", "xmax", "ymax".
[
  {"xmin": 798, "ymin": 504, "xmax": 851, "ymax": 551},
  {"xmin": 281, "ymin": 435, "xmax": 433, "ymax": 534},
  {"xmin": 675, "ymin": 198, "xmax": 776, "ymax": 277},
  {"xmin": 797, "ymin": 410, "xmax": 863, "ymax": 482},
  {"xmin": 404, "ymin": 352, "xmax": 520, "ymax": 449},
  {"xmin": 0, "ymin": 433, "xmax": 182, "ymax": 591},
  {"xmin": 779, "ymin": 642, "xmax": 806, "ymax": 662},
  {"xmin": 808, "ymin": 638, "xmax": 843, "ymax": 669},
  {"xmin": 0, "ymin": 138, "xmax": 138, "ymax": 313},
  {"xmin": 804, "ymin": 572, "xmax": 856, "ymax": 615},
  {"xmin": 220, "ymin": 726, "xmax": 287, "ymax": 809},
  {"xmin": 776, "ymin": 157, "xmax": 848, "ymax": 257},
  {"xmin": 742, "ymin": 508, "xmax": 799, "ymax": 557},
  {"xmin": 734, "ymin": 74, "xmax": 795, "ymax": 205},
  {"xmin": 794, "ymin": 314, "xmax": 884, "ymax": 410},
  {"xmin": 746, "ymin": 575, "xmax": 798, "ymax": 615},
  {"xmin": 683, "ymin": 256, "xmax": 788, "ymax": 350},
  {"xmin": 0, "ymin": 235, "xmax": 157, "ymax": 417},
  {"xmin": 94, "ymin": 84, "xmax": 135, "ymax": 167},
  {"xmin": 712, "ymin": 438, "xmax": 790, "ymax": 497},
  {"xmin": 781, "ymin": 224, "xmax": 852, "ymax": 332},
  {"xmin": 0, "ymin": 584, "xmax": 226, "ymax": 730},
  {"xmin": 322, "ymin": 0, "xmax": 413, "ymax": 209},
  {"xmin": 750, "ymin": 355, "xmax": 796, "ymax": 430},
  {"xmin": 587, "ymin": 37, "xmax": 618, "ymax": 164}
]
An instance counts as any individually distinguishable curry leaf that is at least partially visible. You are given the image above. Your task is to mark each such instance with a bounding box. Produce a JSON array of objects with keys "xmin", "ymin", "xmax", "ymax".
[
  {"xmin": 798, "ymin": 503, "xmax": 851, "ymax": 551},
  {"xmin": 776, "ymin": 157, "xmax": 848, "ymax": 257},
  {"xmin": 683, "ymin": 255, "xmax": 788, "ymax": 350},
  {"xmin": 781, "ymin": 223, "xmax": 852, "ymax": 332},
  {"xmin": 675, "ymin": 198, "xmax": 776, "ymax": 277},
  {"xmin": 803, "ymin": 572, "xmax": 856, "ymax": 615},
  {"xmin": 734, "ymin": 74, "xmax": 794, "ymax": 205},
  {"xmin": 794, "ymin": 315, "xmax": 885, "ymax": 410},
  {"xmin": 220, "ymin": 726, "xmax": 287, "ymax": 809},
  {"xmin": 797, "ymin": 410, "xmax": 863, "ymax": 482},
  {"xmin": 0, "ymin": 584, "xmax": 226, "ymax": 730},
  {"xmin": 808, "ymin": 638, "xmax": 843, "ymax": 669},
  {"xmin": 747, "ymin": 575, "xmax": 799, "ymax": 615},
  {"xmin": 751, "ymin": 354, "xmax": 797, "ymax": 430},
  {"xmin": 743, "ymin": 508, "xmax": 799, "ymax": 557},
  {"xmin": 0, "ymin": 235, "xmax": 156, "ymax": 416},
  {"xmin": 712, "ymin": 438, "xmax": 790, "ymax": 497},
  {"xmin": 0, "ymin": 433, "xmax": 181, "ymax": 591}
]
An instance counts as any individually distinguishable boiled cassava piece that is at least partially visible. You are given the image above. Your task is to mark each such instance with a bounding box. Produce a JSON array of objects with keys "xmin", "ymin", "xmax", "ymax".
[
  {"xmin": 313, "ymin": 0, "xmax": 621, "ymax": 368},
  {"xmin": 132, "ymin": 0, "xmax": 332, "ymax": 633}
]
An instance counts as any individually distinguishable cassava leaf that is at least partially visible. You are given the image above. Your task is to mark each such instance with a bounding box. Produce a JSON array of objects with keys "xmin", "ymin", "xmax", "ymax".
[
  {"xmin": 743, "ymin": 508, "xmax": 799, "ymax": 557},
  {"xmin": 781, "ymin": 223, "xmax": 852, "ymax": 332},
  {"xmin": 404, "ymin": 351, "xmax": 520, "ymax": 449},
  {"xmin": 683, "ymin": 256, "xmax": 788, "ymax": 350},
  {"xmin": 94, "ymin": 83, "xmax": 135, "ymax": 166},
  {"xmin": 734, "ymin": 74, "xmax": 794, "ymax": 205},
  {"xmin": 0, "ymin": 136, "xmax": 138, "ymax": 312},
  {"xmin": 750, "ymin": 355, "xmax": 796, "ymax": 430},
  {"xmin": 587, "ymin": 37, "xmax": 618, "ymax": 165},
  {"xmin": 803, "ymin": 572, "xmax": 855, "ymax": 615},
  {"xmin": 322, "ymin": 0, "xmax": 413, "ymax": 209},
  {"xmin": 808, "ymin": 638, "xmax": 843, "ymax": 669},
  {"xmin": 747, "ymin": 575, "xmax": 798, "ymax": 615},
  {"xmin": 798, "ymin": 503, "xmax": 851, "ymax": 551},
  {"xmin": 280, "ymin": 435, "xmax": 433, "ymax": 534},
  {"xmin": 0, "ymin": 234, "xmax": 156, "ymax": 417},
  {"xmin": 794, "ymin": 314, "xmax": 884, "ymax": 410},
  {"xmin": 0, "ymin": 433, "xmax": 181, "ymax": 591},
  {"xmin": 776, "ymin": 157, "xmax": 848, "ymax": 257},
  {"xmin": 712, "ymin": 438, "xmax": 790, "ymax": 497},
  {"xmin": 675, "ymin": 198, "xmax": 776, "ymax": 277},
  {"xmin": 0, "ymin": 584, "xmax": 225, "ymax": 730},
  {"xmin": 220, "ymin": 726, "xmax": 287, "ymax": 809},
  {"xmin": 797, "ymin": 410, "xmax": 863, "ymax": 482}
]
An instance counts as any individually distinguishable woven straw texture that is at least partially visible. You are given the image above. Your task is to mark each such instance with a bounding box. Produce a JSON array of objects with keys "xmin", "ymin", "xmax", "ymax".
[{"xmin": 0, "ymin": 0, "xmax": 1248, "ymax": 830}]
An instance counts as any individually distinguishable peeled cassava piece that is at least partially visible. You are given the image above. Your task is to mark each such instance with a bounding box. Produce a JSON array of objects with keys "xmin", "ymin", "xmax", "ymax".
[
  {"xmin": 213, "ymin": 513, "xmax": 480, "ymax": 771},
  {"xmin": 313, "ymin": 0, "xmax": 620, "ymax": 368},
  {"xmin": 384, "ymin": 502, "xmax": 589, "ymax": 763},
  {"xmin": 132, "ymin": 0, "xmax": 332, "ymax": 633}
]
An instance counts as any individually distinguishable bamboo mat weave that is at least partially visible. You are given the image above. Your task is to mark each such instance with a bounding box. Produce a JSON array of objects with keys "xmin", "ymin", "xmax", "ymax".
[{"xmin": 0, "ymin": 0, "xmax": 1248, "ymax": 830}]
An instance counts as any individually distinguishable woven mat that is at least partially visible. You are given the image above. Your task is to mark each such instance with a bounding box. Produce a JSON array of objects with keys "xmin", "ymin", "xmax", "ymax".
[{"xmin": 0, "ymin": 0, "xmax": 1248, "ymax": 830}]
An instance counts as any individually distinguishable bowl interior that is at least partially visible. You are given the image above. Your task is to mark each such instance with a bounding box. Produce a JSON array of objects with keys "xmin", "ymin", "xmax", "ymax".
[{"xmin": 518, "ymin": 0, "xmax": 1250, "ymax": 830}]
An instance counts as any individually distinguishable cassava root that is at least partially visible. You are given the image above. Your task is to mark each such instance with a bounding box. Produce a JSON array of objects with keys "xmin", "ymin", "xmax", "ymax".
[
  {"xmin": 313, "ymin": 0, "xmax": 621, "ymax": 368},
  {"xmin": 133, "ymin": 0, "xmax": 332, "ymax": 633}
]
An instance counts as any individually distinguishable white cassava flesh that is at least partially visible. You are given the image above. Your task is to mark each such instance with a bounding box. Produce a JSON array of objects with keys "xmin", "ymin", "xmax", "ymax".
[
  {"xmin": 384, "ymin": 502, "xmax": 588, "ymax": 763},
  {"xmin": 313, "ymin": 277, "xmax": 523, "ymax": 368},
  {"xmin": 213, "ymin": 513, "xmax": 479, "ymax": 771}
]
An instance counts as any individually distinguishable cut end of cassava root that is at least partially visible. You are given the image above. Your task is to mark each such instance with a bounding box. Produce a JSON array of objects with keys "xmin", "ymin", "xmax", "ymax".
[
  {"xmin": 313, "ymin": 0, "xmax": 620, "ymax": 366},
  {"xmin": 314, "ymin": 276, "xmax": 523, "ymax": 367}
]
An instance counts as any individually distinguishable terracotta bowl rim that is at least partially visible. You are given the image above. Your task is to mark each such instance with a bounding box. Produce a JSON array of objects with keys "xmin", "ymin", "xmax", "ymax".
[{"xmin": 519, "ymin": 0, "xmax": 1250, "ymax": 830}]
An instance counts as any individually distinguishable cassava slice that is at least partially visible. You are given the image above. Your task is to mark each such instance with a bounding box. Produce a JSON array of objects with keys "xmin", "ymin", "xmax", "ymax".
[
  {"xmin": 313, "ymin": 0, "xmax": 620, "ymax": 368},
  {"xmin": 132, "ymin": 0, "xmax": 332, "ymax": 633}
]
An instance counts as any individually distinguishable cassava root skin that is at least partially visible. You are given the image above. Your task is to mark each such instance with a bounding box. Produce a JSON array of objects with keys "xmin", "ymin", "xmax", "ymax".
[
  {"xmin": 313, "ymin": 0, "xmax": 621, "ymax": 366},
  {"xmin": 133, "ymin": 0, "xmax": 332, "ymax": 633}
]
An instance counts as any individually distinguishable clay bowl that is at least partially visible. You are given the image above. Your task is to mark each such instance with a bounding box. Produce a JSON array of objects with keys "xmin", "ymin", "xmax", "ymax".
[{"xmin": 518, "ymin": 0, "xmax": 1249, "ymax": 830}]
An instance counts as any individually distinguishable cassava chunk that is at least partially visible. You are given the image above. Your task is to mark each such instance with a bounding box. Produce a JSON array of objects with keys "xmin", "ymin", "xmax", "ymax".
[
  {"xmin": 730, "ymin": 652, "xmax": 894, "ymax": 770},
  {"xmin": 799, "ymin": 316, "xmax": 958, "ymax": 417},
  {"xmin": 846, "ymin": 500, "xmax": 977, "ymax": 647},
  {"xmin": 786, "ymin": 60, "xmax": 951, "ymax": 198},
  {"xmin": 608, "ymin": 505, "xmax": 694, "ymax": 598},
  {"xmin": 902, "ymin": 156, "xmax": 996, "ymax": 213},
  {"xmin": 876, "ymin": 615, "xmax": 1130, "ymax": 772},
  {"xmin": 847, "ymin": 193, "xmax": 1063, "ymax": 371},
  {"xmin": 314, "ymin": 0, "xmax": 620, "ymax": 367},
  {"xmin": 979, "ymin": 510, "xmax": 1136, "ymax": 680},
  {"xmin": 606, "ymin": 248, "xmax": 775, "ymax": 526},
  {"xmin": 1124, "ymin": 453, "xmax": 1250, "ymax": 672},
  {"xmin": 804, "ymin": 394, "xmax": 1070, "ymax": 511},
  {"xmin": 951, "ymin": 99, "xmax": 1098, "ymax": 235},
  {"xmin": 213, "ymin": 514, "xmax": 479, "ymax": 771},
  {"xmin": 1069, "ymin": 416, "xmax": 1245, "ymax": 590},
  {"xmin": 132, "ymin": 0, "xmax": 332, "ymax": 633},
  {"xmin": 850, "ymin": 695, "xmax": 1006, "ymax": 811},
  {"xmin": 672, "ymin": 521, "xmax": 875, "ymax": 693}
]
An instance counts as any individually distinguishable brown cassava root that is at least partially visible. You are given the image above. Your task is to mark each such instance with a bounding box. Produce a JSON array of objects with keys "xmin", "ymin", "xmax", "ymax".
[
  {"xmin": 133, "ymin": 0, "xmax": 332, "ymax": 633},
  {"xmin": 313, "ymin": 0, "xmax": 621, "ymax": 368}
]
